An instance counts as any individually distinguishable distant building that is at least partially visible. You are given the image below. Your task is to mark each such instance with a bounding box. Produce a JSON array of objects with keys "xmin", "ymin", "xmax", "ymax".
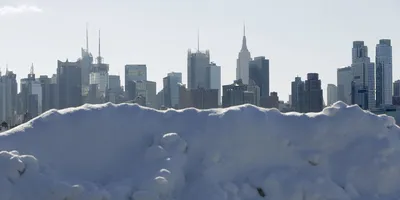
[
  {"xmin": 249, "ymin": 56, "xmax": 269, "ymax": 107},
  {"xmin": 393, "ymin": 80, "xmax": 400, "ymax": 106},
  {"xmin": 265, "ymin": 92, "xmax": 279, "ymax": 109},
  {"xmin": 106, "ymin": 75, "xmax": 123, "ymax": 104},
  {"xmin": 57, "ymin": 60, "xmax": 82, "ymax": 109},
  {"xmin": 38, "ymin": 75, "xmax": 51, "ymax": 112},
  {"xmin": 163, "ymin": 72, "xmax": 182, "ymax": 108},
  {"xmin": 304, "ymin": 73, "xmax": 323, "ymax": 112},
  {"xmin": 0, "ymin": 69, "xmax": 17, "ymax": 126},
  {"xmin": 236, "ymin": 25, "xmax": 252, "ymax": 84},
  {"xmin": 222, "ymin": 79, "xmax": 259, "ymax": 108},
  {"xmin": 207, "ymin": 62, "xmax": 221, "ymax": 105},
  {"xmin": 376, "ymin": 39, "xmax": 393, "ymax": 107},
  {"xmin": 125, "ymin": 80, "xmax": 156, "ymax": 108},
  {"xmin": 79, "ymin": 26, "xmax": 94, "ymax": 95},
  {"xmin": 291, "ymin": 76, "xmax": 303, "ymax": 111},
  {"xmin": 179, "ymin": 84, "xmax": 218, "ymax": 109},
  {"xmin": 337, "ymin": 66, "xmax": 352, "ymax": 105},
  {"xmin": 156, "ymin": 89, "xmax": 165, "ymax": 109},
  {"xmin": 125, "ymin": 64, "xmax": 147, "ymax": 89},
  {"xmin": 327, "ymin": 84, "xmax": 338, "ymax": 106},
  {"xmin": 187, "ymin": 49, "xmax": 210, "ymax": 90},
  {"xmin": 351, "ymin": 41, "xmax": 375, "ymax": 110}
]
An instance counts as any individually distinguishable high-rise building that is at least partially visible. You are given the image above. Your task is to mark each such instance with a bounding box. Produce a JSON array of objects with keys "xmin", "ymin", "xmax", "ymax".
[
  {"xmin": 80, "ymin": 24, "xmax": 94, "ymax": 96},
  {"xmin": 125, "ymin": 64, "xmax": 147, "ymax": 85},
  {"xmin": 304, "ymin": 73, "xmax": 323, "ymax": 112},
  {"xmin": 291, "ymin": 76, "xmax": 303, "ymax": 111},
  {"xmin": 38, "ymin": 75, "xmax": 51, "ymax": 113},
  {"xmin": 249, "ymin": 56, "xmax": 269, "ymax": 107},
  {"xmin": 337, "ymin": 66, "xmax": 352, "ymax": 105},
  {"xmin": 376, "ymin": 39, "xmax": 393, "ymax": 107},
  {"xmin": 145, "ymin": 81, "xmax": 157, "ymax": 109},
  {"xmin": 156, "ymin": 89, "xmax": 165, "ymax": 109},
  {"xmin": 327, "ymin": 84, "xmax": 338, "ymax": 106},
  {"xmin": 351, "ymin": 41, "xmax": 375, "ymax": 110},
  {"xmin": 49, "ymin": 74, "xmax": 58, "ymax": 109},
  {"xmin": 393, "ymin": 80, "xmax": 400, "ymax": 105},
  {"xmin": 265, "ymin": 92, "xmax": 279, "ymax": 109},
  {"xmin": 108, "ymin": 75, "xmax": 121, "ymax": 91},
  {"xmin": 394, "ymin": 80, "xmax": 400, "ymax": 97},
  {"xmin": 187, "ymin": 49, "xmax": 210, "ymax": 90},
  {"xmin": 222, "ymin": 79, "xmax": 259, "ymax": 108},
  {"xmin": 126, "ymin": 80, "xmax": 157, "ymax": 108},
  {"xmin": 163, "ymin": 72, "xmax": 182, "ymax": 108},
  {"xmin": 0, "ymin": 69, "xmax": 17, "ymax": 125},
  {"xmin": 57, "ymin": 60, "xmax": 82, "ymax": 109},
  {"xmin": 89, "ymin": 30, "xmax": 109, "ymax": 100},
  {"xmin": 236, "ymin": 25, "xmax": 252, "ymax": 84},
  {"xmin": 207, "ymin": 62, "xmax": 221, "ymax": 104},
  {"xmin": 19, "ymin": 65, "xmax": 42, "ymax": 118}
]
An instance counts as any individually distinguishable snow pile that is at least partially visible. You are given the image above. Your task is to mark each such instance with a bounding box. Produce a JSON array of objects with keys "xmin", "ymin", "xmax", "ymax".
[{"xmin": 0, "ymin": 102, "xmax": 400, "ymax": 199}]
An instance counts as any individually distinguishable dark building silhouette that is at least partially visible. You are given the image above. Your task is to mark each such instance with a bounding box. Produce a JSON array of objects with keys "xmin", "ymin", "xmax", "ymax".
[
  {"xmin": 249, "ymin": 56, "xmax": 269, "ymax": 102},
  {"xmin": 265, "ymin": 92, "xmax": 279, "ymax": 109},
  {"xmin": 222, "ymin": 79, "xmax": 258, "ymax": 108},
  {"xmin": 291, "ymin": 77, "xmax": 303, "ymax": 111},
  {"xmin": 178, "ymin": 85, "xmax": 218, "ymax": 109},
  {"xmin": 57, "ymin": 60, "xmax": 82, "ymax": 109},
  {"xmin": 39, "ymin": 75, "xmax": 51, "ymax": 112},
  {"xmin": 304, "ymin": 73, "xmax": 323, "ymax": 112}
]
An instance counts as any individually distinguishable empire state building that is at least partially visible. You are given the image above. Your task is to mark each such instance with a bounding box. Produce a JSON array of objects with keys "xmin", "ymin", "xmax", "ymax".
[{"xmin": 236, "ymin": 25, "xmax": 252, "ymax": 84}]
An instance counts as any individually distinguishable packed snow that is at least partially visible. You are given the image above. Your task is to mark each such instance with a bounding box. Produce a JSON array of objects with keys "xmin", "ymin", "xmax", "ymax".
[{"xmin": 0, "ymin": 102, "xmax": 400, "ymax": 200}]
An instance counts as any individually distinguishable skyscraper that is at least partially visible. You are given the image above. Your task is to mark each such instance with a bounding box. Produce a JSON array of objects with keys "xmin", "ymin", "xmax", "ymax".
[
  {"xmin": 163, "ymin": 72, "xmax": 182, "ymax": 108},
  {"xmin": 187, "ymin": 49, "xmax": 210, "ymax": 90},
  {"xmin": 327, "ymin": 84, "xmax": 338, "ymax": 106},
  {"xmin": 80, "ymin": 25, "xmax": 94, "ymax": 96},
  {"xmin": 207, "ymin": 62, "xmax": 221, "ymax": 104},
  {"xmin": 19, "ymin": 65, "xmax": 43, "ymax": 118},
  {"xmin": 0, "ymin": 69, "xmax": 17, "ymax": 125},
  {"xmin": 236, "ymin": 25, "xmax": 252, "ymax": 84},
  {"xmin": 291, "ymin": 76, "xmax": 303, "ymax": 111},
  {"xmin": 304, "ymin": 73, "xmax": 323, "ymax": 112},
  {"xmin": 351, "ymin": 41, "xmax": 375, "ymax": 110},
  {"xmin": 89, "ymin": 30, "xmax": 109, "ymax": 99},
  {"xmin": 337, "ymin": 66, "xmax": 352, "ymax": 105},
  {"xmin": 249, "ymin": 56, "xmax": 269, "ymax": 107},
  {"xmin": 57, "ymin": 60, "xmax": 82, "ymax": 109},
  {"xmin": 376, "ymin": 39, "xmax": 393, "ymax": 107},
  {"xmin": 125, "ymin": 65, "xmax": 147, "ymax": 84}
]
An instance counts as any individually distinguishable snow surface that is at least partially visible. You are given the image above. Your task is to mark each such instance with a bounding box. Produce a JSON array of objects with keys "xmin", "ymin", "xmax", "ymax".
[{"xmin": 0, "ymin": 102, "xmax": 400, "ymax": 200}]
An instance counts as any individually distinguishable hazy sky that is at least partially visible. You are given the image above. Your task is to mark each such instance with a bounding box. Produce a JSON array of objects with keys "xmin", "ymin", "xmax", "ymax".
[{"xmin": 1, "ymin": 0, "xmax": 399, "ymax": 101}]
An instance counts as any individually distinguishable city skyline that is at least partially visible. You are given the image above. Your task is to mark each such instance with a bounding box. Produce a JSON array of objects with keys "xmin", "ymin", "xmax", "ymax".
[{"xmin": 1, "ymin": 0, "xmax": 400, "ymax": 101}]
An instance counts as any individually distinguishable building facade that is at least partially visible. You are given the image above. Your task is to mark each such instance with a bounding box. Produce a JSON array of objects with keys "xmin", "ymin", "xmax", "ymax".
[
  {"xmin": 187, "ymin": 50, "xmax": 210, "ymax": 90},
  {"xmin": 57, "ymin": 60, "xmax": 82, "ymax": 109},
  {"xmin": 236, "ymin": 26, "xmax": 252, "ymax": 84},
  {"xmin": 351, "ymin": 41, "xmax": 375, "ymax": 110},
  {"xmin": 304, "ymin": 73, "xmax": 323, "ymax": 112},
  {"xmin": 376, "ymin": 39, "xmax": 393, "ymax": 107},
  {"xmin": 337, "ymin": 66, "xmax": 352, "ymax": 105},
  {"xmin": 327, "ymin": 84, "xmax": 338, "ymax": 106},
  {"xmin": 207, "ymin": 62, "xmax": 221, "ymax": 105},
  {"xmin": 163, "ymin": 72, "xmax": 182, "ymax": 108}
]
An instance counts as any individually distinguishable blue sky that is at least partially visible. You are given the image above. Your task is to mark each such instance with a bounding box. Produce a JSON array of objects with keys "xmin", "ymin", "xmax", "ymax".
[{"xmin": 1, "ymin": 0, "xmax": 399, "ymax": 101}]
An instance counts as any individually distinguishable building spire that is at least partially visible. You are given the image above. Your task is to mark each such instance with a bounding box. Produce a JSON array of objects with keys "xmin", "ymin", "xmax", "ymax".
[
  {"xmin": 86, "ymin": 23, "xmax": 89, "ymax": 52},
  {"xmin": 243, "ymin": 21, "xmax": 246, "ymax": 36},
  {"xmin": 241, "ymin": 24, "xmax": 248, "ymax": 51},
  {"xmin": 97, "ymin": 29, "xmax": 103, "ymax": 64},
  {"xmin": 30, "ymin": 63, "xmax": 34, "ymax": 75}
]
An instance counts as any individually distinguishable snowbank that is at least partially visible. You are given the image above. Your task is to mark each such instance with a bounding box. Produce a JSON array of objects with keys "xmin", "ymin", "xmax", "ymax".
[{"xmin": 0, "ymin": 102, "xmax": 400, "ymax": 199}]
